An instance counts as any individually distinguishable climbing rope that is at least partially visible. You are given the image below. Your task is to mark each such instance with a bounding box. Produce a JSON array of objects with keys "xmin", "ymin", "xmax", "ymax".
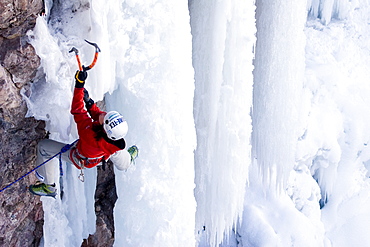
[{"xmin": 0, "ymin": 140, "xmax": 78, "ymax": 193}]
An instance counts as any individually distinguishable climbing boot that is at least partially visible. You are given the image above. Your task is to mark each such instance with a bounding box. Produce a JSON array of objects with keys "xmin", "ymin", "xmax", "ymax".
[
  {"xmin": 29, "ymin": 181, "xmax": 57, "ymax": 198},
  {"xmin": 128, "ymin": 145, "xmax": 139, "ymax": 163}
]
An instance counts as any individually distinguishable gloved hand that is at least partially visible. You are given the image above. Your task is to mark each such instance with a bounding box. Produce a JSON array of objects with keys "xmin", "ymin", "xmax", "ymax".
[
  {"xmin": 75, "ymin": 70, "xmax": 88, "ymax": 88},
  {"xmin": 83, "ymin": 88, "xmax": 94, "ymax": 110}
]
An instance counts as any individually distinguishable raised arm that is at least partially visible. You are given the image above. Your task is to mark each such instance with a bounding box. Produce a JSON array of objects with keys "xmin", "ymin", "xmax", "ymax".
[
  {"xmin": 70, "ymin": 71, "xmax": 92, "ymax": 131},
  {"xmin": 83, "ymin": 88, "xmax": 105, "ymax": 121}
]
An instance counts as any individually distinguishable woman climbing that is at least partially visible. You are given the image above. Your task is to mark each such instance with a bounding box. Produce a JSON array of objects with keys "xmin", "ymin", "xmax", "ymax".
[{"xmin": 29, "ymin": 70, "xmax": 138, "ymax": 197}]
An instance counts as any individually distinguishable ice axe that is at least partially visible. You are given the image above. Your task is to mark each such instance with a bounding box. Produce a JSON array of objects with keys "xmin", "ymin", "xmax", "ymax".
[
  {"xmin": 69, "ymin": 47, "xmax": 83, "ymax": 71},
  {"xmin": 69, "ymin": 40, "xmax": 101, "ymax": 71}
]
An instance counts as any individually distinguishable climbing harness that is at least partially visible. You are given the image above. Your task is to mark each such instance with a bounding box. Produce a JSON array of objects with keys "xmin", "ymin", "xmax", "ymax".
[
  {"xmin": 69, "ymin": 147, "xmax": 105, "ymax": 182},
  {"xmin": 69, "ymin": 40, "xmax": 101, "ymax": 71},
  {"xmin": 69, "ymin": 147, "xmax": 104, "ymax": 170},
  {"xmin": 0, "ymin": 140, "xmax": 78, "ymax": 193}
]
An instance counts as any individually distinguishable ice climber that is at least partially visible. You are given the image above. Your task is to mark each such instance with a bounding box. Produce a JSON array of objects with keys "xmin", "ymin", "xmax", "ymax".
[{"xmin": 29, "ymin": 70, "xmax": 138, "ymax": 197}]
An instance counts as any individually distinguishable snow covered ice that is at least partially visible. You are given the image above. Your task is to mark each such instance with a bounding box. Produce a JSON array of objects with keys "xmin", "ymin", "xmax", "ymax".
[{"xmin": 20, "ymin": 0, "xmax": 370, "ymax": 246}]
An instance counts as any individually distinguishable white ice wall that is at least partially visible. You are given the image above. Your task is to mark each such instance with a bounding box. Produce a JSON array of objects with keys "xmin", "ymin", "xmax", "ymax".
[
  {"xmin": 252, "ymin": 0, "xmax": 307, "ymax": 188},
  {"xmin": 189, "ymin": 0, "xmax": 256, "ymax": 246}
]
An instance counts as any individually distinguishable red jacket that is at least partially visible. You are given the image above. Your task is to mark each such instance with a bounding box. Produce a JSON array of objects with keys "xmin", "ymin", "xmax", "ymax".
[{"xmin": 70, "ymin": 88, "xmax": 122, "ymax": 168}]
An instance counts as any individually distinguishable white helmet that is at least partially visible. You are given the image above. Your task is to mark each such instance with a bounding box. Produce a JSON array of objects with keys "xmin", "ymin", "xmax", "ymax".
[{"xmin": 103, "ymin": 111, "xmax": 128, "ymax": 140}]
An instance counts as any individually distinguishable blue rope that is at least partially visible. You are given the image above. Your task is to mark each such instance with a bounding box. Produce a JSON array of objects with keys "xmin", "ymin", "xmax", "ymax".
[
  {"xmin": 0, "ymin": 140, "xmax": 78, "ymax": 193},
  {"xmin": 59, "ymin": 153, "xmax": 63, "ymax": 177}
]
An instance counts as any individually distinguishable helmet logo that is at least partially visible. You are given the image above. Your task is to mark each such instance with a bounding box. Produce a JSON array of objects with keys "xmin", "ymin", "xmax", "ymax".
[{"xmin": 109, "ymin": 117, "xmax": 124, "ymax": 129}]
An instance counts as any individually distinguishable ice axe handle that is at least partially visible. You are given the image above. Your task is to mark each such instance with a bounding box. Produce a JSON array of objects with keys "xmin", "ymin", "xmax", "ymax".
[
  {"xmin": 76, "ymin": 55, "xmax": 83, "ymax": 71},
  {"xmin": 84, "ymin": 40, "xmax": 101, "ymax": 70},
  {"xmin": 69, "ymin": 47, "xmax": 83, "ymax": 71},
  {"xmin": 85, "ymin": 52, "xmax": 99, "ymax": 71}
]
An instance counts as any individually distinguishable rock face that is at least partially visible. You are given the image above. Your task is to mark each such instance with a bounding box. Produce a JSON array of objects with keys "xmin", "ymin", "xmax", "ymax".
[
  {"xmin": 0, "ymin": 1, "xmax": 117, "ymax": 246},
  {"xmin": 0, "ymin": 0, "xmax": 46, "ymax": 246}
]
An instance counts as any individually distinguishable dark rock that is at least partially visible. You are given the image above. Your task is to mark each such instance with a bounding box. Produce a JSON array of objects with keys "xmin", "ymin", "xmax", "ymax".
[
  {"xmin": 0, "ymin": 0, "xmax": 47, "ymax": 246},
  {"xmin": 3, "ymin": 43, "xmax": 40, "ymax": 87},
  {"xmin": 0, "ymin": 0, "xmax": 44, "ymax": 39}
]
